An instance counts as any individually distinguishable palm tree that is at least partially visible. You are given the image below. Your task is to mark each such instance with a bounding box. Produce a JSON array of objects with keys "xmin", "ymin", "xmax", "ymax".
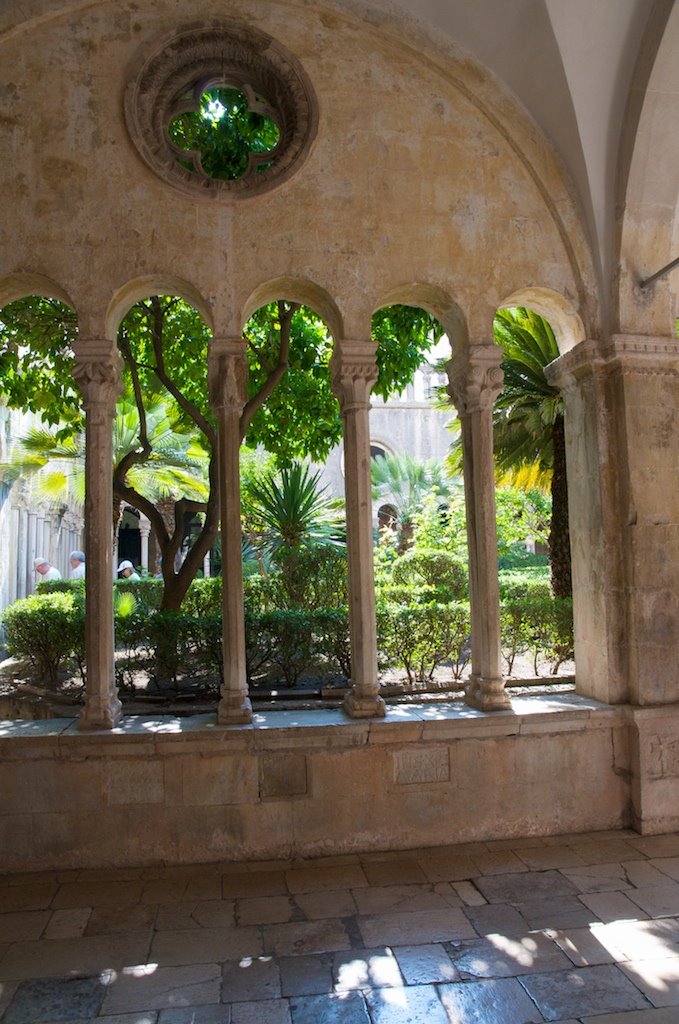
[
  {"xmin": 492, "ymin": 307, "xmax": 570, "ymax": 597},
  {"xmin": 371, "ymin": 452, "xmax": 453, "ymax": 552},
  {"xmin": 2, "ymin": 392, "xmax": 210, "ymax": 535}
]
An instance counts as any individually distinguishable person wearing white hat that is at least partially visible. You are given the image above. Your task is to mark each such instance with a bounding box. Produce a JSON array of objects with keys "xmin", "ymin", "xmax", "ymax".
[
  {"xmin": 34, "ymin": 557, "xmax": 61, "ymax": 581},
  {"xmin": 117, "ymin": 559, "xmax": 140, "ymax": 581},
  {"xmin": 69, "ymin": 550, "xmax": 86, "ymax": 579}
]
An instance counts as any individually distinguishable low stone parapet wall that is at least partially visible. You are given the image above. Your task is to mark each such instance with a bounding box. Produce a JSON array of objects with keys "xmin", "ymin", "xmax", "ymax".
[{"xmin": 0, "ymin": 694, "xmax": 632, "ymax": 871}]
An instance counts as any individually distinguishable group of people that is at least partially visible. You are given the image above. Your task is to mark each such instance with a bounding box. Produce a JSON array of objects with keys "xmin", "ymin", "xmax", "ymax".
[{"xmin": 33, "ymin": 552, "xmax": 141, "ymax": 582}]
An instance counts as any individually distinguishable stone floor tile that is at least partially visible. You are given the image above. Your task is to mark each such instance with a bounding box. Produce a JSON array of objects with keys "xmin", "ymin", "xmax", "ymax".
[
  {"xmin": 279, "ymin": 954, "xmax": 334, "ymax": 997},
  {"xmin": 357, "ymin": 907, "xmax": 476, "ymax": 947},
  {"xmin": 102, "ymin": 964, "xmax": 221, "ymax": 1014},
  {"xmin": 222, "ymin": 956, "xmax": 281, "ymax": 1002},
  {"xmin": 141, "ymin": 880, "xmax": 189, "ymax": 905},
  {"xmin": 0, "ymin": 932, "xmax": 151, "ymax": 982},
  {"xmin": 468, "ymin": 851, "xmax": 530, "ymax": 876},
  {"xmin": 361, "ymin": 860, "xmax": 428, "ymax": 887},
  {"xmin": 0, "ymin": 884, "xmax": 56, "ymax": 914},
  {"xmin": 285, "ymin": 866, "xmax": 368, "ymax": 894},
  {"xmin": 51, "ymin": 881, "xmax": 144, "ymax": 910},
  {"xmin": 333, "ymin": 948, "xmax": 403, "ymax": 991},
  {"xmin": 191, "ymin": 902, "xmax": 238, "ymax": 930},
  {"xmin": 44, "ymin": 907, "xmax": 91, "ymax": 939},
  {"xmin": 0, "ymin": 911, "xmax": 50, "ymax": 942},
  {"xmin": 416, "ymin": 854, "xmax": 479, "ymax": 883},
  {"xmin": 561, "ymin": 862, "xmax": 631, "ymax": 894},
  {"xmin": 579, "ymin": 890, "xmax": 649, "ymax": 923},
  {"xmin": 619, "ymin": 956, "xmax": 679, "ymax": 1006},
  {"xmin": 352, "ymin": 884, "xmax": 448, "ymax": 916},
  {"xmin": 293, "ymin": 890, "xmax": 357, "ymax": 921},
  {"xmin": 236, "ymin": 895, "xmax": 295, "ymax": 926},
  {"xmin": 230, "ymin": 997, "xmax": 291, "ymax": 1023},
  {"xmin": 626, "ymin": 837, "xmax": 679, "ymax": 859},
  {"xmin": 516, "ymin": 895, "xmax": 598, "ymax": 930},
  {"xmin": 594, "ymin": 919, "xmax": 679, "ymax": 961},
  {"xmin": 364, "ymin": 983, "xmax": 450, "ymax": 1023},
  {"xmin": 451, "ymin": 881, "xmax": 487, "ymax": 906},
  {"xmin": 580, "ymin": 1010, "xmax": 679, "ymax": 1022},
  {"xmin": 289, "ymin": 991, "xmax": 370, "ymax": 1024},
  {"xmin": 0, "ymin": 980, "xmax": 18, "ymax": 1018},
  {"xmin": 568, "ymin": 840, "xmax": 648, "ymax": 865},
  {"xmin": 438, "ymin": 977, "xmax": 544, "ymax": 1024},
  {"xmin": 518, "ymin": 964, "xmax": 651, "ymax": 1019},
  {"xmin": 184, "ymin": 876, "xmax": 223, "ymax": 902},
  {"xmin": 449, "ymin": 930, "xmax": 571, "ymax": 979},
  {"xmin": 159, "ymin": 1008, "xmax": 229, "ymax": 1024},
  {"xmin": 432, "ymin": 883, "xmax": 464, "ymax": 909},
  {"xmin": 464, "ymin": 903, "xmax": 528, "ymax": 936},
  {"xmin": 97, "ymin": 1013, "xmax": 160, "ymax": 1024},
  {"xmin": 2, "ymin": 974, "xmax": 107, "ymax": 1023},
  {"xmin": 391, "ymin": 943, "xmax": 459, "ymax": 984},
  {"xmin": 551, "ymin": 926, "xmax": 627, "ymax": 966},
  {"xmin": 85, "ymin": 904, "xmax": 157, "ymax": 936},
  {"xmin": 627, "ymin": 884, "xmax": 679, "ymax": 919},
  {"xmin": 221, "ymin": 872, "xmax": 287, "ymax": 899},
  {"xmin": 262, "ymin": 919, "xmax": 351, "ymax": 956},
  {"xmin": 474, "ymin": 869, "xmax": 578, "ymax": 904},
  {"xmin": 484, "ymin": 836, "xmax": 546, "ymax": 851},
  {"xmin": 150, "ymin": 927, "xmax": 262, "ymax": 966},
  {"xmin": 515, "ymin": 846, "xmax": 587, "ymax": 871},
  {"xmin": 629, "ymin": 861, "xmax": 679, "ymax": 887}
]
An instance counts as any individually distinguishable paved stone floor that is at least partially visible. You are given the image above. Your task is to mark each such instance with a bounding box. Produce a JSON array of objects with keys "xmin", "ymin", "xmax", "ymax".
[{"xmin": 2, "ymin": 831, "xmax": 679, "ymax": 1022}]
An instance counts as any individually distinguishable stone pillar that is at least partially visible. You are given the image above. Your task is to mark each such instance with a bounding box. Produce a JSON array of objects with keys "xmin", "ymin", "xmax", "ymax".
[
  {"xmin": 139, "ymin": 515, "xmax": 151, "ymax": 572},
  {"xmin": 331, "ymin": 340, "xmax": 386, "ymax": 719},
  {"xmin": 73, "ymin": 341, "xmax": 123, "ymax": 730},
  {"xmin": 447, "ymin": 344, "xmax": 509, "ymax": 711},
  {"xmin": 209, "ymin": 338, "xmax": 252, "ymax": 725},
  {"xmin": 203, "ymin": 551, "xmax": 211, "ymax": 578}
]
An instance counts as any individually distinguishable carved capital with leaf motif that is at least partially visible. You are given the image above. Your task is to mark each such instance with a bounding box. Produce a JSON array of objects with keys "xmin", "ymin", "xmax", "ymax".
[
  {"xmin": 72, "ymin": 341, "xmax": 123, "ymax": 424},
  {"xmin": 330, "ymin": 340, "xmax": 379, "ymax": 414},
  {"xmin": 208, "ymin": 338, "xmax": 248, "ymax": 414},
  {"xmin": 446, "ymin": 344, "xmax": 503, "ymax": 415}
]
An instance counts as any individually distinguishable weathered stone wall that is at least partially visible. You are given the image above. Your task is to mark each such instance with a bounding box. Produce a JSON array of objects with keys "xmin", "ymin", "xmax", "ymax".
[
  {"xmin": 0, "ymin": 0, "xmax": 594, "ymax": 339},
  {"xmin": 0, "ymin": 698, "xmax": 630, "ymax": 871}
]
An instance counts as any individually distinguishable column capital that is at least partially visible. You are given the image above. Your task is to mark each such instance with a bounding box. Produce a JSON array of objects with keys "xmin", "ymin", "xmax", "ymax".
[
  {"xmin": 72, "ymin": 341, "xmax": 123, "ymax": 413},
  {"xmin": 208, "ymin": 338, "xmax": 248, "ymax": 414},
  {"xmin": 330, "ymin": 339, "xmax": 379, "ymax": 412},
  {"xmin": 446, "ymin": 343, "xmax": 503, "ymax": 414},
  {"xmin": 545, "ymin": 335, "xmax": 679, "ymax": 392}
]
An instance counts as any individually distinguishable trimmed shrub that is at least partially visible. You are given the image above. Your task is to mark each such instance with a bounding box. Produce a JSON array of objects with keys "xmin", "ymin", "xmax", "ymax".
[
  {"xmin": 377, "ymin": 601, "xmax": 471, "ymax": 684},
  {"xmin": 259, "ymin": 609, "xmax": 317, "ymax": 687},
  {"xmin": 2, "ymin": 592, "xmax": 84, "ymax": 686},
  {"xmin": 392, "ymin": 549, "xmax": 468, "ymax": 600}
]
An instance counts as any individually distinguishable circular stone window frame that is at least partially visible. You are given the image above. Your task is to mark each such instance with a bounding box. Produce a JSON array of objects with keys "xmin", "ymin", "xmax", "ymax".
[{"xmin": 124, "ymin": 21, "xmax": 319, "ymax": 201}]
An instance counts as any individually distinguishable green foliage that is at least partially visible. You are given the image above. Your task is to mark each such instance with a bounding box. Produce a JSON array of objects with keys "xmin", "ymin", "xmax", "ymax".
[
  {"xmin": 257, "ymin": 609, "xmax": 317, "ymax": 687},
  {"xmin": 243, "ymin": 461, "xmax": 345, "ymax": 559},
  {"xmin": 267, "ymin": 545, "xmax": 348, "ymax": 611},
  {"xmin": 391, "ymin": 549, "xmax": 468, "ymax": 600},
  {"xmin": 168, "ymin": 87, "xmax": 280, "ymax": 181},
  {"xmin": 494, "ymin": 487, "xmax": 550, "ymax": 557},
  {"xmin": 377, "ymin": 601, "xmax": 471, "ymax": 684},
  {"xmin": 2, "ymin": 592, "xmax": 84, "ymax": 686},
  {"xmin": 371, "ymin": 452, "xmax": 455, "ymax": 550},
  {"xmin": 372, "ymin": 305, "xmax": 442, "ymax": 399}
]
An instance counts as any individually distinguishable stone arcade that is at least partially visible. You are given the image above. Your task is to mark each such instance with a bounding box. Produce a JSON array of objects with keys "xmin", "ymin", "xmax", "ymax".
[{"xmin": 0, "ymin": 0, "xmax": 678, "ymax": 870}]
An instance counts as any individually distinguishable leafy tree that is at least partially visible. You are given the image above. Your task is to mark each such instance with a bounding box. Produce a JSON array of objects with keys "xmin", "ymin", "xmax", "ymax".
[
  {"xmin": 492, "ymin": 307, "xmax": 570, "ymax": 598},
  {"xmin": 1, "ymin": 295, "xmax": 439, "ymax": 610}
]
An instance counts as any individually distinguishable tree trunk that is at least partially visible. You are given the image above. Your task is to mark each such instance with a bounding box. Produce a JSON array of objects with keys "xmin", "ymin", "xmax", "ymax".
[{"xmin": 549, "ymin": 414, "xmax": 572, "ymax": 598}]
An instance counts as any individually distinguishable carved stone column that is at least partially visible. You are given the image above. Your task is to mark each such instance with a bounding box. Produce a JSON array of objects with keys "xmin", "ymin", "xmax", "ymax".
[
  {"xmin": 447, "ymin": 344, "xmax": 509, "ymax": 711},
  {"xmin": 209, "ymin": 338, "xmax": 253, "ymax": 725},
  {"xmin": 331, "ymin": 340, "xmax": 386, "ymax": 719},
  {"xmin": 72, "ymin": 341, "xmax": 124, "ymax": 730},
  {"xmin": 139, "ymin": 515, "xmax": 151, "ymax": 571}
]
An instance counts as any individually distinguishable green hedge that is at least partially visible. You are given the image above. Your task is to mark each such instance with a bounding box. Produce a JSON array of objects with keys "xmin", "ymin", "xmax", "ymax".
[
  {"xmin": 2, "ymin": 591, "xmax": 85, "ymax": 686},
  {"xmin": 377, "ymin": 600, "xmax": 471, "ymax": 684}
]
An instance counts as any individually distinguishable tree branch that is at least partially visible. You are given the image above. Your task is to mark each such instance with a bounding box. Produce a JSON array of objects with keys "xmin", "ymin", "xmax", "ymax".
[{"xmin": 240, "ymin": 299, "xmax": 298, "ymax": 439}]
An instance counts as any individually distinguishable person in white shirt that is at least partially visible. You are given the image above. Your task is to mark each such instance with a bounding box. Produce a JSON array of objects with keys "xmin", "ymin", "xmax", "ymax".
[
  {"xmin": 34, "ymin": 557, "xmax": 61, "ymax": 581},
  {"xmin": 69, "ymin": 550, "xmax": 86, "ymax": 579},
  {"xmin": 117, "ymin": 559, "xmax": 141, "ymax": 581}
]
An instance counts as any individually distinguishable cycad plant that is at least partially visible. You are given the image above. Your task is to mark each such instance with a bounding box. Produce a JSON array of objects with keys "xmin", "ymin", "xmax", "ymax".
[{"xmin": 492, "ymin": 307, "xmax": 570, "ymax": 597}]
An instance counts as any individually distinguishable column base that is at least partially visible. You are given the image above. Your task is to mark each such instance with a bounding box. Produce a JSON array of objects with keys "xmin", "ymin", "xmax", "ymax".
[
  {"xmin": 343, "ymin": 691, "xmax": 387, "ymax": 718},
  {"xmin": 465, "ymin": 676, "xmax": 511, "ymax": 712},
  {"xmin": 78, "ymin": 694, "xmax": 123, "ymax": 731},
  {"xmin": 218, "ymin": 691, "xmax": 253, "ymax": 725}
]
